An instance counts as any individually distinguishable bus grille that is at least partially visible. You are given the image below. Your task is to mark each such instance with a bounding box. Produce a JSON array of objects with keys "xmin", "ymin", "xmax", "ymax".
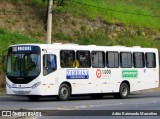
[{"xmin": 13, "ymin": 90, "xmax": 31, "ymax": 95}]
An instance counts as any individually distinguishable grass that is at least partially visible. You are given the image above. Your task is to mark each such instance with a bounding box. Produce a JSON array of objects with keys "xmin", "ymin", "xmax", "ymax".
[
  {"xmin": 2, "ymin": 0, "xmax": 160, "ymax": 29},
  {"xmin": 0, "ymin": 28, "xmax": 44, "ymax": 73},
  {"xmin": 54, "ymin": 30, "xmax": 160, "ymax": 50},
  {"xmin": 56, "ymin": 0, "xmax": 160, "ymax": 29},
  {"xmin": 24, "ymin": 0, "xmax": 48, "ymax": 8},
  {"xmin": 0, "ymin": 72, "xmax": 6, "ymax": 95}
]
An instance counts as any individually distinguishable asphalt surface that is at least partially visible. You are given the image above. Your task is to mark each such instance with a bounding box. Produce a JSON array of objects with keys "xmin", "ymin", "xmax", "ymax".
[
  {"xmin": 0, "ymin": 92, "xmax": 160, "ymax": 118},
  {"xmin": 0, "ymin": 92, "xmax": 160, "ymax": 110}
]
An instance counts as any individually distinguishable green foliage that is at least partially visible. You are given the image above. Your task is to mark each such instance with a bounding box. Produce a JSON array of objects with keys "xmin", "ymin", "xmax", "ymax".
[
  {"xmin": 76, "ymin": 31, "xmax": 110, "ymax": 45},
  {"xmin": 26, "ymin": 0, "xmax": 47, "ymax": 7},
  {"xmin": 3, "ymin": 0, "xmax": 160, "ymax": 29},
  {"xmin": 0, "ymin": 28, "xmax": 44, "ymax": 73},
  {"xmin": 9, "ymin": 0, "xmax": 20, "ymax": 5},
  {"xmin": 54, "ymin": 30, "xmax": 160, "ymax": 52},
  {"xmin": 80, "ymin": 25, "xmax": 87, "ymax": 32},
  {"xmin": 54, "ymin": 32, "xmax": 74, "ymax": 42},
  {"xmin": 57, "ymin": 0, "xmax": 160, "ymax": 29},
  {"xmin": 26, "ymin": 0, "xmax": 66, "ymax": 7}
]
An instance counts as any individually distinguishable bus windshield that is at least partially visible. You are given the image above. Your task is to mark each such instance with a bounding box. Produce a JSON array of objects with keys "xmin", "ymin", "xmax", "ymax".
[
  {"xmin": 7, "ymin": 53, "xmax": 40, "ymax": 77},
  {"xmin": 6, "ymin": 46, "xmax": 41, "ymax": 84}
]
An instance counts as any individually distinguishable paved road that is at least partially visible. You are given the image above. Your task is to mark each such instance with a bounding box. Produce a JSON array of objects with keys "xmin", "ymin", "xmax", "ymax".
[
  {"xmin": 0, "ymin": 92, "xmax": 160, "ymax": 110},
  {"xmin": 0, "ymin": 92, "xmax": 160, "ymax": 118}
]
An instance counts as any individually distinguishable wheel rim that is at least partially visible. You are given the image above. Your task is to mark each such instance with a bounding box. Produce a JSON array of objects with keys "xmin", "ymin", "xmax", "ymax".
[
  {"xmin": 60, "ymin": 87, "xmax": 68, "ymax": 99},
  {"xmin": 121, "ymin": 86, "xmax": 128, "ymax": 97}
]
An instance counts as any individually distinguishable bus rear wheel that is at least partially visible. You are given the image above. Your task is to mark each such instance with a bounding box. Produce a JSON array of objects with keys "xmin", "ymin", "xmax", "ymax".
[
  {"xmin": 114, "ymin": 83, "xmax": 129, "ymax": 99},
  {"xmin": 57, "ymin": 84, "xmax": 70, "ymax": 101}
]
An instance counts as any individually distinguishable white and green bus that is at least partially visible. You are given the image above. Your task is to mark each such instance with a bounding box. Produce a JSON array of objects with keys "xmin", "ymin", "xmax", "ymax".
[{"xmin": 6, "ymin": 43, "xmax": 159, "ymax": 101}]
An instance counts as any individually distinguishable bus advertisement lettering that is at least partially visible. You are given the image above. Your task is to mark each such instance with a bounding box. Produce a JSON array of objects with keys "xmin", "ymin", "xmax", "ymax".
[
  {"xmin": 122, "ymin": 70, "xmax": 138, "ymax": 78},
  {"xmin": 96, "ymin": 69, "xmax": 111, "ymax": 79},
  {"xmin": 66, "ymin": 69, "xmax": 89, "ymax": 79}
]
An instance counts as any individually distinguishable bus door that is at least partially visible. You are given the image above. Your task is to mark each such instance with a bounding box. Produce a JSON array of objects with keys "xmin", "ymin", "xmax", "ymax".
[{"xmin": 42, "ymin": 50, "xmax": 58, "ymax": 95}]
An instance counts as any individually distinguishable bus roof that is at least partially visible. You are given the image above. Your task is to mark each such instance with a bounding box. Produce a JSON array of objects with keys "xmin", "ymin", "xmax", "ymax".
[{"xmin": 9, "ymin": 43, "xmax": 158, "ymax": 52}]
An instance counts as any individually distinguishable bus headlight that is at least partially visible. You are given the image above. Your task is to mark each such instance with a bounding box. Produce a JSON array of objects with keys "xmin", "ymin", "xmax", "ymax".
[{"xmin": 31, "ymin": 82, "xmax": 41, "ymax": 89}]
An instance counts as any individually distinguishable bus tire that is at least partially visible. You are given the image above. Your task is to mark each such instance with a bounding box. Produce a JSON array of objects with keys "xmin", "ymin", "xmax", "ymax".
[
  {"xmin": 114, "ymin": 83, "xmax": 129, "ymax": 99},
  {"xmin": 57, "ymin": 84, "xmax": 70, "ymax": 101},
  {"xmin": 27, "ymin": 95, "xmax": 40, "ymax": 101}
]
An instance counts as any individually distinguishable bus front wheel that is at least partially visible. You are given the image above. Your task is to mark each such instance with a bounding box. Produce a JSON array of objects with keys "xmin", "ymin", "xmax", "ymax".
[
  {"xmin": 57, "ymin": 84, "xmax": 70, "ymax": 101},
  {"xmin": 114, "ymin": 83, "xmax": 129, "ymax": 99}
]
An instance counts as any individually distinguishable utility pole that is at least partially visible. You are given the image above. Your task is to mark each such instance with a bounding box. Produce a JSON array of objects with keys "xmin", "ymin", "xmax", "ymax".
[{"xmin": 46, "ymin": 0, "xmax": 53, "ymax": 44}]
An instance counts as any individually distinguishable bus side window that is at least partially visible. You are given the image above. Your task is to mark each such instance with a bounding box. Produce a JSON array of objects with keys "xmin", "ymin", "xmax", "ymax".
[
  {"xmin": 91, "ymin": 51, "xmax": 105, "ymax": 68},
  {"xmin": 106, "ymin": 52, "xmax": 119, "ymax": 68},
  {"xmin": 60, "ymin": 50, "xmax": 75, "ymax": 68},
  {"xmin": 76, "ymin": 50, "xmax": 91, "ymax": 68},
  {"xmin": 133, "ymin": 52, "xmax": 145, "ymax": 68},
  {"xmin": 43, "ymin": 54, "xmax": 57, "ymax": 76},
  {"xmin": 120, "ymin": 52, "xmax": 132, "ymax": 68},
  {"xmin": 145, "ymin": 53, "xmax": 156, "ymax": 68}
]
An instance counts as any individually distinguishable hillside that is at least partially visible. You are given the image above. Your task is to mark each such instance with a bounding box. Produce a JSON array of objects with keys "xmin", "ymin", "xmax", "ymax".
[
  {"xmin": 0, "ymin": 0, "xmax": 160, "ymax": 92},
  {"xmin": 0, "ymin": 0, "xmax": 160, "ymax": 40}
]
